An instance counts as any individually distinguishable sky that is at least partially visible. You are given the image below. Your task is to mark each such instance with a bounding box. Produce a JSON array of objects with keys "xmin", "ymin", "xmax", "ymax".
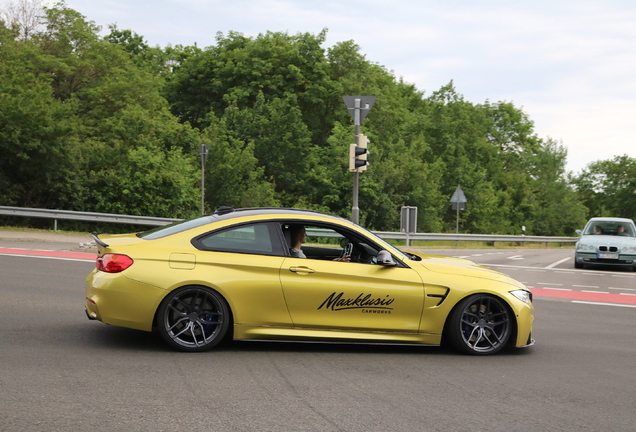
[{"xmin": 17, "ymin": 0, "xmax": 636, "ymax": 173}]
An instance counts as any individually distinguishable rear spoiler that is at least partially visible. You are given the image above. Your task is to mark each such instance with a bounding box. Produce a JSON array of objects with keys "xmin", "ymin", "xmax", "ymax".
[{"xmin": 92, "ymin": 233, "xmax": 109, "ymax": 248}]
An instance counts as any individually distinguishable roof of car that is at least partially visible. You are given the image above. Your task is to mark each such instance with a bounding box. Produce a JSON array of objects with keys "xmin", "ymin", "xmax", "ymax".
[
  {"xmin": 210, "ymin": 207, "xmax": 355, "ymax": 225},
  {"xmin": 587, "ymin": 217, "xmax": 635, "ymax": 224}
]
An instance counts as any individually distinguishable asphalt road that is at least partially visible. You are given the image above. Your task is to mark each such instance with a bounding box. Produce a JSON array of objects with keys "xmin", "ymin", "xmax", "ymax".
[{"xmin": 1, "ymin": 246, "xmax": 635, "ymax": 431}]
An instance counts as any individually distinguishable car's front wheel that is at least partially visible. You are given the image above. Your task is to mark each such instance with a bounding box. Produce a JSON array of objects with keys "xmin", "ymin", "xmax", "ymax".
[
  {"xmin": 157, "ymin": 286, "xmax": 230, "ymax": 352},
  {"xmin": 446, "ymin": 294, "xmax": 512, "ymax": 355}
]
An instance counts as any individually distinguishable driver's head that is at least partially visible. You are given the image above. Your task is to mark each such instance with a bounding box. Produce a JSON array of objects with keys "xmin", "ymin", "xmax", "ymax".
[{"xmin": 289, "ymin": 224, "xmax": 306, "ymax": 244}]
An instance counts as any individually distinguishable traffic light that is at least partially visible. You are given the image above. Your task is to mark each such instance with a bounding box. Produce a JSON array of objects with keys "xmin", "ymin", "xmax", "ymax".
[{"xmin": 349, "ymin": 134, "xmax": 370, "ymax": 172}]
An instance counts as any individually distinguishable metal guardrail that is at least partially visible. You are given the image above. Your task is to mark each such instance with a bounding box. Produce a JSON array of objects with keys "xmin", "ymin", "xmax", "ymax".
[
  {"xmin": 0, "ymin": 205, "xmax": 578, "ymax": 244},
  {"xmin": 375, "ymin": 231, "xmax": 577, "ymax": 244},
  {"xmin": 0, "ymin": 206, "xmax": 181, "ymax": 230}
]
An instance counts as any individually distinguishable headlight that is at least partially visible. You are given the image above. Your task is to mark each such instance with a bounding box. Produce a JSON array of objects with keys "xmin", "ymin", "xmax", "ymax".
[
  {"xmin": 622, "ymin": 246, "xmax": 636, "ymax": 253},
  {"xmin": 576, "ymin": 243, "xmax": 595, "ymax": 251},
  {"xmin": 510, "ymin": 289, "xmax": 532, "ymax": 305}
]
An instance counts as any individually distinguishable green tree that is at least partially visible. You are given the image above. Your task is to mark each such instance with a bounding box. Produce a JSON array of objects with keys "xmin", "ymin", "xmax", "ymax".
[
  {"xmin": 1, "ymin": 1, "xmax": 202, "ymax": 218},
  {"xmin": 0, "ymin": 17, "xmax": 77, "ymax": 207},
  {"xmin": 105, "ymin": 24, "xmax": 201, "ymax": 77},
  {"xmin": 200, "ymin": 113, "xmax": 278, "ymax": 210},
  {"xmin": 164, "ymin": 30, "xmax": 335, "ymax": 134},
  {"xmin": 527, "ymin": 140, "xmax": 587, "ymax": 235},
  {"xmin": 573, "ymin": 155, "xmax": 636, "ymax": 220}
]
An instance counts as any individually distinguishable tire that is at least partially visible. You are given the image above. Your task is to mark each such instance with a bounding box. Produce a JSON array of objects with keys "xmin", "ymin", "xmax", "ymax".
[
  {"xmin": 574, "ymin": 260, "xmax": 583, "ymax": 269},
  {"xmin": 446, "ymin": 294, "xmax": 512, "ymax": 355},
  {"xmin": 157, "ymin": 286, "xmax": 230, "ymax": 352}
]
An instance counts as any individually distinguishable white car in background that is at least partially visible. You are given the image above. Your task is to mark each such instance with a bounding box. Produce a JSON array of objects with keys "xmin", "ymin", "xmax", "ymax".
[{"xmin": 574, "ymin": 217, "xmax": 636, "ymax": 271}]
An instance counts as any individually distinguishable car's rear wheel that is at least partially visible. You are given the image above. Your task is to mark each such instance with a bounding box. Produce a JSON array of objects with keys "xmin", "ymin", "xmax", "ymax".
[
  {"xmin": 157, "ymin": 286, "xmax": 230, "ymax": 352},
  {"xmin": 446, "ymin": 294, "xmax": 512, "ymax": 355}
]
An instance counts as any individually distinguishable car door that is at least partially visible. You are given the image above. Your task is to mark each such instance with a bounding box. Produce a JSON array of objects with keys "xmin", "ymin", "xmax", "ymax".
[
  {"xmin": 279, "ymin": 223, "xmax": 424, "ymax": 332},
  {"xmin": 192, "ymin": 222, "xmax": 292, "ymax": 327}
]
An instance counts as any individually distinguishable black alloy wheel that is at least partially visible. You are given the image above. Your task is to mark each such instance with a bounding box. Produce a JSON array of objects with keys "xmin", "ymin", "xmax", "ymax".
[
  {"xmin": 157, "ymin": 286, "xmax": 230, "ymax": 352},
  {"xmin": 446, "ymin": 294, "xmax": 512, "ymax": 355}
]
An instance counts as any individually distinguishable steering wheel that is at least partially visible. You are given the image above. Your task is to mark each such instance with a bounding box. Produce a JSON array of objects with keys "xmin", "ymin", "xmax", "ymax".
[{"xmin": 340, "ymin": 242, "xmax": 353, "ymax": 259}]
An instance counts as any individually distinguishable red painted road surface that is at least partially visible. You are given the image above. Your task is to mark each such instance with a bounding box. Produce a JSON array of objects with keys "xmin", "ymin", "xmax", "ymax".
[
  {"xmin": 0, "ymin": 248, "xmax": 96, "ymax": 260},
  {"xmin": 529, "ymin": 287, "xmax": 636, "ymax": 305}
]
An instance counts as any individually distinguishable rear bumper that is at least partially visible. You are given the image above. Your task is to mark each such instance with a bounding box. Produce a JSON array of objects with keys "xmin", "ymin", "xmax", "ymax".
[{"xmin": 85, "ymin": 269, "xmax": 166, "ymax": 332}]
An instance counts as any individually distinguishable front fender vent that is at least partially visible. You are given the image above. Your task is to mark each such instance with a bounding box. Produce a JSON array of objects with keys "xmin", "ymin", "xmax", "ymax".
[{"xmin": 426, "ymin": 287, "xmax": 450, "ymax": 307}]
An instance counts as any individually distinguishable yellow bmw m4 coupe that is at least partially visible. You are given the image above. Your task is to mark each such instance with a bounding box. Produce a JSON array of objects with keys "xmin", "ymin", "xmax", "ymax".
[{"xmin": 85, "ymin": 207, "xmax": 534, "ymax": 355}]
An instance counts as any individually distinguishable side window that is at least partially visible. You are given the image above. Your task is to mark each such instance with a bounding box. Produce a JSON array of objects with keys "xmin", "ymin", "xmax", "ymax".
[
  {"xmin": 283, "ymin": 222, "xmax": 384, "ymax": 264},
  {"xmin": 194, "ymin": 223, "xmax": 285, "ymax": 256}
]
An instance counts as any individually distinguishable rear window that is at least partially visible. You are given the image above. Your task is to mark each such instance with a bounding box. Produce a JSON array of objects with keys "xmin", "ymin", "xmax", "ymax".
[
  {"xmin": 193, "ymin": 222, "xmax": 285, "ymax": 256},
  {"xmin": 138, "ymin": 216, "xmax": 214, "ymax": 240}
]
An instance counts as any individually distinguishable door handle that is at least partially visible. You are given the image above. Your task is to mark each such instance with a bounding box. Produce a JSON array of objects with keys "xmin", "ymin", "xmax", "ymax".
[{"xmin": 289, "ymin": 266, "xmax": 315, "ymax": 274}]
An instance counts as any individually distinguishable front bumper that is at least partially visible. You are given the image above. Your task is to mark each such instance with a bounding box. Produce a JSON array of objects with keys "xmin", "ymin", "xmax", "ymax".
[
  {"xmin": 512, "ymin": 301, "xmax": 534, "ymax": 348},
  {"xmin": 575, "ymin": 252, "xmax": 636, "ymax": 268}
]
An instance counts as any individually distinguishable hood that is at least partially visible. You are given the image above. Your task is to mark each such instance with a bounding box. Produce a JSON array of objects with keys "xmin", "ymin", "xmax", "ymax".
[
  {"xmin": 410, "ymin": 252, "xmax": 524, "ymax": 287},
  {"xmin": 577, "ymin": 234, "xmax": 636, "ymax": 246}
]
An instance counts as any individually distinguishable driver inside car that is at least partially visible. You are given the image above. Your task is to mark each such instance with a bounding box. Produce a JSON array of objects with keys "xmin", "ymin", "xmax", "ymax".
[{"xmin": 288, "ymin": 224, "xmax": 351, "ymax": 261}]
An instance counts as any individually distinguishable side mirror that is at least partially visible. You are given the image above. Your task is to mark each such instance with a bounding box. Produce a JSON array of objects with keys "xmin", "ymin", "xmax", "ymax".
[
  {"xmin": 575, "ymin": 229, "xmax": 582, "ymax": 235},
  {"xmin": 377, "ymin": 250, "xmax": 396, "ymax": 266}
]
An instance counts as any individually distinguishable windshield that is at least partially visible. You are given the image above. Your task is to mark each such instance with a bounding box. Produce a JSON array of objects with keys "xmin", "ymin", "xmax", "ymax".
[{"xmin": 583, "ymin": 220, "xmax": 635, "ymax": 237}]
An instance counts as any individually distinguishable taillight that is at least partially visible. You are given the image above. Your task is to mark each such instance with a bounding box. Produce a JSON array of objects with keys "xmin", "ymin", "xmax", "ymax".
[{"xmin": 96, "ymin": 254, "xmax": 134, "ymax": 273}]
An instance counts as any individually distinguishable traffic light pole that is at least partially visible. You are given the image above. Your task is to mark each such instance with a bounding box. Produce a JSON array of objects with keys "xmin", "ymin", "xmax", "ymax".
[
  {"xmin": 342, "ymin": 96, "xmax": 375, "ymax": 225},
  {"xmin": 352, "ymin": 122, "xmax": 360, "ymax": 224}
]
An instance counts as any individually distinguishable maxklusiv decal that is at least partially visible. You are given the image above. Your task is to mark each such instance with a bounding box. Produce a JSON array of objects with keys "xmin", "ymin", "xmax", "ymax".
[{"xmin": 317, "ymin": 292, "xmax": 395, "ymax": 313}]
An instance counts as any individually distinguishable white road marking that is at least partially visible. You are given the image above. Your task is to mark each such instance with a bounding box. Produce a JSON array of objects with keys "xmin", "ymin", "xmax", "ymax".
[
  {"xmin": 545, "ymin": 257, "xmax": 571, "ymax": 269},
  {"xmin": 538, "ymin": 282, "xmax": 563, "ymax": 286},
  {"xmin": 572, "ymin": 301, "xmax": 636, "ymax": 308},
  {"xmin": 609, "ymin": 287, "xmax": 636, "ymax": 291},
  {"xmin": 484, "ymin": 264, "xmax": 554, "ymax": 270},
  {"xmin": 573, "ymin": 285, "xmax": 600, "ymax": 289},
  {"xmin": 542, "ymin": 287, "xmax": 572, "ymax": 291},
  {"xmin": 582, "ymin": 290, "xmax": 609, "ymax": 294},
  {"xmin": 507, "ymin": 255, "xmax": 524, "ymax": 260}
]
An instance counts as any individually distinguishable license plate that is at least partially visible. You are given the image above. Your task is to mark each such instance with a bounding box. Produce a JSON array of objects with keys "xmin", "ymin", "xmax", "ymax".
[{"xmin": 598, "ymin": 253, "xmax": 619, "ymax": 259}]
